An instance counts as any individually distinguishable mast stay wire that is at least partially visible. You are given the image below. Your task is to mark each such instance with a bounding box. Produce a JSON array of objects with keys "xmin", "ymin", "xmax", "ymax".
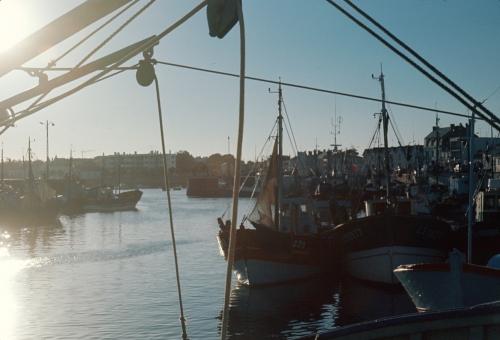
[
  {"xmin": 237, "ymin": 119, "xmax": 278, "ymax": 196},
  {"xmin": 0, "ymin": 66, "xmax": 133, "ymax": 137},
  {"xmin": 26, "ymin": 0, "xmax": 156, "ymax": 111},
  {"xmin": 324, "ymin": 0, "xmax": 500, "ymax": 132},
  {"xmin": 241, "ymin": 123, "xmax": 278, "ymax": 220},
  {"xmin": 481, "ymin": 83, "xmax": 500, "ymax": 104},
  {"xmin": 47, "ymin": 0, "xmax": 141, "ymax": 69},
  {"xmin": 283, "ymin": 118, "xmax": 298, "ymax": 156},
  {"xmin": 386, "ymin": 104, "xmax": 405, "ymax": 147},
  {"xmin": 75, "ymin": 0, "xmax": 157, "ymax": 69},
  {"xmin": 341, "ymin": 0, "xmax": 499, "ymax": 127},
  {"xmin": 281, "ymin": 97, "xmax": 300, "ymax": 155},
  {"xmin": 11, "ymin": 60, "xmax": 478, "ymax": 124},
  {"xmin": 154, "ymin": 60, "xmax": 475, "ymax": 121},
  {"xmin": 281, "ymin": 96, "xmax": 310, "ymax": 174},
  {"xmin": 368, "ymin": 114, "xmax": 382, "ymax": 149}
]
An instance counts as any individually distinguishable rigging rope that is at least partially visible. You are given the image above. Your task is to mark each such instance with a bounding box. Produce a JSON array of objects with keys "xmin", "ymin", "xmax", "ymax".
[
  {"xmin": 368, "ymin": 115, "xmax": 382, "ymax": 149},
  {"xmin": 341, "ymin": 0, "xmax": 499, "ymax": 127},
  {"xmin": 21, "ymin": 60, "xmax": 477, "ymax": 121},
  {"xmin": 154, "ymin": 75, "xmax": 188, "ymax": 339},
  {"xmin": 387, "ymin": 104, "xmax": 405, "ymax": 146},
  {"xmin": 221, "ymin": 0, "xmax": 246, "ymax": 338},
  {"xmin": 324, "ymin": 0, "xmax": 500, "ymax": 132},
  {"xmin": 283, "ymin": 120, "xmax": 297, "ymax": 156},
  {"xmin": 48, "ymin": 0, "xmax": 140, "ymax": 68},
  {"xmin": 281, "ymin": 97, "xmax": 300, "ymax": 155},
  {"xmin": 386, "ymin": 108, "xmax": 405, "ymax": 147},
  {"xmin": 0, "ymin": 66, "xmax": 132, "ymax": 137},
  {"xmin": 27, "ymin": 0, "xmax": 153, "ymax": 111},
  {"xmin": 0, "ymin": 1, "xmax": 209, "ymax": 135},
  {"xmin": 154, "ymin": 60, "xmax": 474, "ymax": 120},
  {"xmin": 76, "ymin": 0, "xmax": 157, "ymax": 69}
]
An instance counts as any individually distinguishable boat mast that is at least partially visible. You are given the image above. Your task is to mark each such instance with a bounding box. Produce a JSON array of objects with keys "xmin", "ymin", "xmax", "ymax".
[
  {"xmin": 100, "ymin": 153, "xmax": 105, "ymax": 187},
  {"xmin": 435, "ymin": 114, "xmax": 440, "ymax": 166},
  {"xmin": 276, "ymin": 81, "xmax": 283, "ymax": 230},
  {"xmin": 373, "ymin": 69, "xmax": 391, "ymax": 202},
  {"xmin": 68, "ymin": 148, "xmax": 73, "ymax": 201},
  {"xmin": 467, "ymin": 109, "xmax": 475, "ymax": 264},
  {"xmin": 116, "ymin": 154, "xmax": 122, "ymax": 194},
  {"xmin": 28, "ymin": 137, "xmax": 34, "ymax": 195}
]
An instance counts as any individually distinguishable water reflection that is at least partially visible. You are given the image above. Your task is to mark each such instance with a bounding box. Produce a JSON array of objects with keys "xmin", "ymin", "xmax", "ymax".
[
  {"xmin": 224, "ymin": 278, "xmax": 340, "ymax": 339},
  {"xmin": 0, "ymin": 231, "xmax": 27, "ymax": 340},
  {"xmin": 0, "ymin": 218, "xmax": 64, "ymax": 256},
  {"xmin": 221, "ymin": 275, "xmax": 418, "ymax": 339},
  {"xmin": 336, "ymin": 277, "xmax": 416, "ymax": 326}
]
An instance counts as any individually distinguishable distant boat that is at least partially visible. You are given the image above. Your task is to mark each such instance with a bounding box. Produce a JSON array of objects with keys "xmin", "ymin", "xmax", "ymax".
[
  {"xmin": 81, "ymin": 187, "xmax": 142, "ymax": 212},
  {"xmin": 0, "ymin": 138, "xmax": 60, "ymax": 221}
]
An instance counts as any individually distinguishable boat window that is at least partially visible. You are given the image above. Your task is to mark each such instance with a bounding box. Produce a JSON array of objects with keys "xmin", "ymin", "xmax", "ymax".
[{"xmin": 300, "ymin": 204, "xmax": 307, "ymax": 213}]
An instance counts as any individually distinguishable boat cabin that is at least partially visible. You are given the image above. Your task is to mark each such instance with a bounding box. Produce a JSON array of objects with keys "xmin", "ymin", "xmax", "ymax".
[
  {"xmin": 279, "ymin": 198, "xmax": 332, "ymax": 235},
  {"xmin": 475, "ymin": 190, "xmax": 500, "ymax": 223}
]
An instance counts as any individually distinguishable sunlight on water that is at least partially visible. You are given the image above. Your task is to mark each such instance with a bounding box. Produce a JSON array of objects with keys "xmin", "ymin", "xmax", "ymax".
[{"xmin": 0, "ymin": 232, "xmax": 28, "ymax": 340}]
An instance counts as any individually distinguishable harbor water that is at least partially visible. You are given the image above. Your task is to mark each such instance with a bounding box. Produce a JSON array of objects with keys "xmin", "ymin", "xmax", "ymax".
[{"xmin": 0, "ymin": 189, "xmax": 415, "ymax": 339}]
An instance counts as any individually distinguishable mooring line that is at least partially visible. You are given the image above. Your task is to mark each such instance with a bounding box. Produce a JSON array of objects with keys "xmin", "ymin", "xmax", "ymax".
[{"xmin": 154, "ymin": 75, "xmax": 188, "ymax": 339}]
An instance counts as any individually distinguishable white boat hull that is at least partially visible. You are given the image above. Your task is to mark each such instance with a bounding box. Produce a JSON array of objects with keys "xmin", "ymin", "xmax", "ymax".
[
  {"xmin": 395, "ymin": 263, "xmax": 500, "ymax": 311},
  {"xmin": 233, "ymin": 259, "xmax": 321, "ymax": 286},
  {"xmin": 346, "ymin": 246, "xmax": 446, "ymax": 284}
]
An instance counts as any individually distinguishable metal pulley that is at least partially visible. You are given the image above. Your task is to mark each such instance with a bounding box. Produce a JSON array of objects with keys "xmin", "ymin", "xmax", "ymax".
[
  {"xmin": 207, "ymin": 0, "xmax": 239, "ymax": 38},
  {"xmin": 136, "ymin": 48, "xmax": 156, "ymax": 87}
]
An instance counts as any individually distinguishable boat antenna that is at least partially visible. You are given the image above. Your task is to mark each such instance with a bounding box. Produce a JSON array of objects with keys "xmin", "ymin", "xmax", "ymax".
[
  {"xmin": 331, "ymin": 97, "xmax": 342, "ymax": 152},
  {"xmin": 372, "ymin": 67, "xmax": 391, "ymax": 203}
]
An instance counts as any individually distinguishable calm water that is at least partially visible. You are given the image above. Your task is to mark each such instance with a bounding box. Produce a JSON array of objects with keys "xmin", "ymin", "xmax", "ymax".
[{"xmin": 0, "ymin": 189, "xmax": 415, "ymax": 339}]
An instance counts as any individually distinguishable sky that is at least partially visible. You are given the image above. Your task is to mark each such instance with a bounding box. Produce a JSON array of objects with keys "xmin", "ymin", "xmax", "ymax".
[{"xmin": 0, "ymin": 0, "xmax": 499, "ymax": 162}]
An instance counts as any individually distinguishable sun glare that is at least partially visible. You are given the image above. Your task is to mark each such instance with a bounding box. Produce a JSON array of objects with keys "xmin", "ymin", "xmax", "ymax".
[
  {"xmin": 0, "ymin": 1, "xmax": 33, "ymax": 53},
  {"xmin": 0, "ymin": 232, "xmax": 25, "ymax": 340}
]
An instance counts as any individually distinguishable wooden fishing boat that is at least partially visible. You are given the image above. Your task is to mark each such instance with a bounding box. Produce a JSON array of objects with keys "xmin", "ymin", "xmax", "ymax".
[
  {"xmin": 217, "ymin": 201, "xmax": 337, "ymax": 286},
  {"xmin": 217, "ymin": 85, "xmax": 339, "ymax": 286},
  {"xmin": 332, "ymin": 72, "xmax": 454, "ymax": 285},
  {"xmin": 81, "ymin": 187, "xmax": 142, "ymax": 212},
  {"xmin": 333, "ymin": 212, "xmax": 452, "ymax": 285}
]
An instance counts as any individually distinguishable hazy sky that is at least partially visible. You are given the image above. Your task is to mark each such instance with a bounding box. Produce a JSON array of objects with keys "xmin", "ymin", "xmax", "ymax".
[{"xmin": 0, "ymin": 0, "xmax": 499, "ymax": 161}]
